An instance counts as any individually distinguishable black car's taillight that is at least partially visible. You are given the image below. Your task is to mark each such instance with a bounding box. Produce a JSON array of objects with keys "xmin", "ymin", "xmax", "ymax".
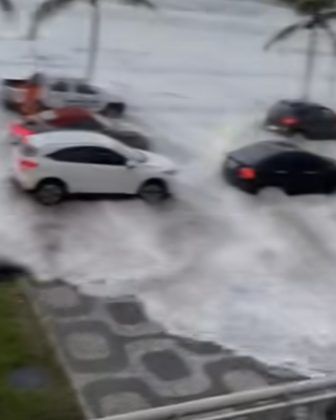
[
  {"xmin": 280, "ymin": 116, "xmax": 298, "ymax": 126},
  {"xmin": 237, "ymin": 167, "xmax": 256, "ymax": 180}
]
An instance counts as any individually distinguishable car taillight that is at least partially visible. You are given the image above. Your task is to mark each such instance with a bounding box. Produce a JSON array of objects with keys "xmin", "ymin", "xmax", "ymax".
[
  {"xmin": 237, "ymin": 167, "xmax": 256, "ymax": 180},
  {"xmin": 19, "ymin": 159, "xmax": 38, "ymax": 170},
  {"xmin": 280, "ymin": 116, "xmax": 298, "ymax": 126},
  {"xmin": 10, "ymin": 123, "xmax": 34, "ymax": 144}
]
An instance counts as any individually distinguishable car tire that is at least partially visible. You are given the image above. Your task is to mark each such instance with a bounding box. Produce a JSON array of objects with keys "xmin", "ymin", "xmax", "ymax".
[
  {"xmin": 325, "ymin": 180, "xmax": 336, "ymax": 194},
  {"xmin": 284, "ymin": 185, "xmax": 295, "ymax": 196},
  {"xmin": 102, "ymin": 102, "xmax": 126, "ymax": 118},
  {"xmin": 296, "ymin": 128, "xmax": 312, "ymax": 139},
  {"xmin": 249, "ymin": 185, "xmax": 259, "ymax": 195},
  {"xmin": 34, "ymin": 180, "xmax": 66, "ymax": 205},
  {"xmin": 138, "ymin": 179, "xmax": 169, "ymax": 203},
  {"xmin": 285, "ymin": 129, "xmax": 296, "ymax": 137}
]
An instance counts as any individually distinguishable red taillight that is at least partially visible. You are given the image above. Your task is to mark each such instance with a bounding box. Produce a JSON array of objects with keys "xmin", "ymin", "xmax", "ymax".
[
  {"xmin": 237, "ymin": 167, "xmax": 256, "ymax": 180},
  {"xmin": 19, "ymin": 159, "xmax": 38, "ymax": 170},
  {"xmin": 280, "ymin": 116, "xmax": 298, "ymax": 126},
  {"xmin": 10, "ymin": 123, "xmax": 33, "ymax": 143}
]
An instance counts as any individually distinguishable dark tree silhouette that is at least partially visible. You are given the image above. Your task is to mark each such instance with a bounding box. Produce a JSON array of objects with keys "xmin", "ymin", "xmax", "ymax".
[{"xmin": 265, "ymin": 0, "xmax": 336, "ymax": 99}]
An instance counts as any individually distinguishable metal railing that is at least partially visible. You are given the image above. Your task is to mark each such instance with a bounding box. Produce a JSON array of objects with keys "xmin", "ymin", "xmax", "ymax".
[{"xmin": 97, "ymin": 376, "xmax": 336, "ymax": 420}]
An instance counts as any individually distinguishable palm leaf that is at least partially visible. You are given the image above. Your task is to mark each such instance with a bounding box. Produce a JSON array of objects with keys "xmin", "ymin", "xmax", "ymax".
[
  {"xmin": 264, "ymin": 19, "xmax": 311, "ymax": 50},
  {"xmin": 28, "ymin": 0, "xmax": 75, "ymax": 40},
  {"xmin": 278, "ymin": 0, "xmax": 336, "ymax": 14},
  {"xmin": 0, "ymin": 0, "xmax": 14, "ymax": 13}
]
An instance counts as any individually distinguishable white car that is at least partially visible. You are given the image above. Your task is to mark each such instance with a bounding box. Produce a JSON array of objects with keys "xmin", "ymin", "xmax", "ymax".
[
  {"xmin": 2, "ymin": 73, "xmax": 125, "ymax": 117},
  {"xmin": 12, "ymin": 131, "xmax": 177, "ymax": 205}
]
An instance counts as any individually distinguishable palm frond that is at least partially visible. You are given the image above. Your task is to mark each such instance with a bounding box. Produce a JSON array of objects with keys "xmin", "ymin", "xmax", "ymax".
[
  {"xmin": 0, "ymin": 0, "xmax": 14, "ymax": 13},
  {"xmin": 264, "ymin": 20, "xmax": 310, "ymax": 50},
  {"xmin": 278, "ymin": 0, "xmax": 336, "ymax": 14},
  {"xmin": 28, "ymin": 0, "xmax": 75, "ymax": 40},
  {"xmin": 120, "ymin": 0, "xmax": 156, "ymax": 9}
]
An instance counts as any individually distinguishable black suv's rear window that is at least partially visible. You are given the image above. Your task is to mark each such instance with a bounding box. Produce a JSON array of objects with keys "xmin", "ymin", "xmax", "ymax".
[{"xmin": 269, "ymin": 102, "xmax": 292, "ymax": 116}]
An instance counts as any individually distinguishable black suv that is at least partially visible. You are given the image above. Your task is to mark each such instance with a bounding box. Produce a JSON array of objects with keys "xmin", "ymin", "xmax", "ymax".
[{"xmin": 265, "ymin": 100, "xmax": 336, "ymax": 140}]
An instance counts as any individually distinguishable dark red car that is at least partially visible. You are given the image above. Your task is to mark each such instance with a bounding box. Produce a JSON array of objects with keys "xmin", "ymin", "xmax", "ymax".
[{"xmin": 9, "ymin": 107, "xmax": 150, "ymax": 150}]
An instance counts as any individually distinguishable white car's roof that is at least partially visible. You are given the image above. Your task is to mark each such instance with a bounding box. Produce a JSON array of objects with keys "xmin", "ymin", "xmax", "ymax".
[
  {"xmin": 28, "ymin": 130, "xmax": 128, "ymax": 153},
  {"xmin": 46, "ymin": 75, "xmax": 86, "ymax": 84}
]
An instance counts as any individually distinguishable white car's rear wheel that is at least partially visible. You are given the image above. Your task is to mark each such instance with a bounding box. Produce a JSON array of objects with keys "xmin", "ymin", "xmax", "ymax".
[
  {"xmin": 138, "ymin": 180, "xmax": 168, "ymax": 203},
  {"xmin": 34, "ymin": 180, "xmax": 66, "ymax": 205}
]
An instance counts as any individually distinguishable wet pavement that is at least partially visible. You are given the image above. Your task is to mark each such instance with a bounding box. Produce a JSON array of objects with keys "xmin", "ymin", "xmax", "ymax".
[{"xmin": 24, "ymin": 278, "xmax": 304, "ymax": 419}]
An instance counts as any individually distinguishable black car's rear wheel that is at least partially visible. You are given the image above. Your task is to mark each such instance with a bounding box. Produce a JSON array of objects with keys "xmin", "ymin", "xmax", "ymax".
[
  {"xmin": 284, "ymin": 185, "xmax": 295, "ymax": 195},
  {"xmin": 324, "ymin": 178, "xmax": 336, "ymax": 194}
]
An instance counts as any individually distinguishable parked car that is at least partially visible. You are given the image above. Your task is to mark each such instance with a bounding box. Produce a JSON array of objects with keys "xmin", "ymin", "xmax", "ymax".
[
  {"xmin": 223, "ymin": 140, "xmax": 336, "ymax": 195},
  {"xmin": 9, "ymin": 107, "xmax": 150, "ymax": 150},
  {"xmin": 2, "ymin": 73, "xmax": 125, "ymax": 117},
  {"xmin": 12, "ymin": 131, "xmax": 177, "ymax": 205},
  {"xmin": 264, "ymin": 100, "xmax": 336, "ymax": 140}
]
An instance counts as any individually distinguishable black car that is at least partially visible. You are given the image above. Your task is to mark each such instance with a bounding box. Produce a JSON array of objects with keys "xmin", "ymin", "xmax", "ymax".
[
  {"xmin": 224, "ymin": 140, "xmax": 336, "ymax": 195},
  {"xmin": 265, "ymin": 100, "xmax": 336, "ymax": 140}
]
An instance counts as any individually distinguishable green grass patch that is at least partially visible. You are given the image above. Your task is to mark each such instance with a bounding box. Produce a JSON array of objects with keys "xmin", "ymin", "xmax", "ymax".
[{"xmin": 0, "ymin": 281, "xmax": 84, "ymax": 420}]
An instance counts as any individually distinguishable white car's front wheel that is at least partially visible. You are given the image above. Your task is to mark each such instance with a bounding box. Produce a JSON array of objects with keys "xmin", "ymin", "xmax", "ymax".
[
  {"xmin": 138, "ymin": 180, "xmax": 169, "ymax": 203},
  {"xmin": 34, "ymin": 180, "xmax": 66, "ymax": 205}
]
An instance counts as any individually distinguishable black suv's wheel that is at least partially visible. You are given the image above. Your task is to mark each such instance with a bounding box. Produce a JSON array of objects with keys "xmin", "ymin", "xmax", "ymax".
[
  {"xmin": 103, "ymin": 102, "xmax": 126, "ymax": 118},
  {"xmin": 138, "ymin": 180, "xmax": 169, "ymax": 203},
  {"xmin": 34, "ymin": 180, "xmax": 66, "ymax": 205}
]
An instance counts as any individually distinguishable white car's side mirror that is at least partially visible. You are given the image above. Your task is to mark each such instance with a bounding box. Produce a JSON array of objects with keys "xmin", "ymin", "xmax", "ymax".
[{"xmin": 126, "ymin": 160, "xmax": 136, "ymax": 169}]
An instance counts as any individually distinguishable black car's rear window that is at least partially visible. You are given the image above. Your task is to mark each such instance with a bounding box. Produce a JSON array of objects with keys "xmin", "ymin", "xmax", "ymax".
[
  {"xmin": 268, "ymin": 100, "xmax": 320, "ymax": 116},
  {"xmin": 269, "ymin": 102, "xmax": 292, "ymax": 115}
]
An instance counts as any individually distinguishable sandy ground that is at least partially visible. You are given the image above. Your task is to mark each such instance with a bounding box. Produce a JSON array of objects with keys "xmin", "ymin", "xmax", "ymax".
[{"xmin": 1, "ymin": 0, "xmax": 336, "ymax": 376}]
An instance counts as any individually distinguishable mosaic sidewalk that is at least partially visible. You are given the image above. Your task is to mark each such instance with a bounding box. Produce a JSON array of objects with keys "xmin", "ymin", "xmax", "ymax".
[{"xmin": 24, "ymin": 279, "xmax": 304, "ymax": 419}]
